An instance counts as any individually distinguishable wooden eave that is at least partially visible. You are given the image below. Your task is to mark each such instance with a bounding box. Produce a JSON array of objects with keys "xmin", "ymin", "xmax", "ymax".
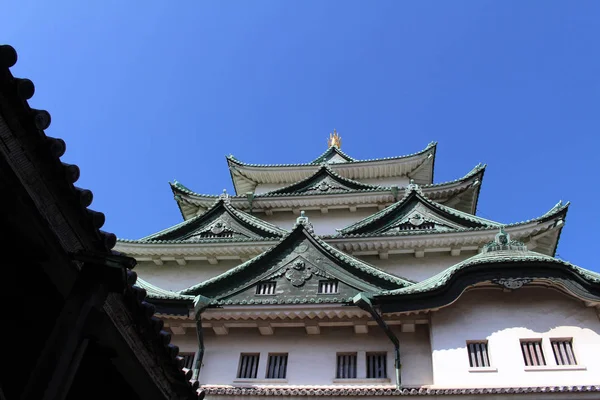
[
  {"xmin": 174, "ymin": 165, "xmax": 483, "ymax": 220},
  {"xmin": 227, "ymin": 144, "xmax": 436, "ymax": 195}
]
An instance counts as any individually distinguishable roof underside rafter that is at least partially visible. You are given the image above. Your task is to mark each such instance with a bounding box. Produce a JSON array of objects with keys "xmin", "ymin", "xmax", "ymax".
[
  {"xmin": 226, "ymin": 142, "xmax": 437, "ymax": 195},
  {"xmin": 171, "ymin": 163, "xmax": 484, "ymax": 220}
]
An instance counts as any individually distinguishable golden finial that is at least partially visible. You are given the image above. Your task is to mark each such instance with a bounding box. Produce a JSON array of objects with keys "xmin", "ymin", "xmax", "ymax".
[{"xmin": 328, "ymin": 129, "xmax": 342, "ymax": 148}]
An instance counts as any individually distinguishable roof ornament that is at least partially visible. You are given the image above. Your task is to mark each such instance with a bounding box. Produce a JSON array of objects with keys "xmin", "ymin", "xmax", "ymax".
[
  {"xmin": 483, "ymin": 226, "xmax": 527, "ymax": 253},
  {"xmin": 219, "ymin": 188, "xmax": 230, "ymax": 204},
  {"xmin": 406, "ymin": 179, "xmax": 423, "ymax": 194},
  {"xmin": 295, "ymin": 210, "xmax": 313, "ymax": 231},
  {"xmin": 328, "ymin": 129, "xmax": 342, "ymax": 149}
]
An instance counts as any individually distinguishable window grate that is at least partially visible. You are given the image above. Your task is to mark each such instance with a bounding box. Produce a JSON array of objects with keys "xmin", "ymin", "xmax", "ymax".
[
  {"xmin": 521, "ymin": 340, "xmax": 546, "ymax": 366},
  {"xmin": 336, "ymin": 353, "xmax": 357, "ymax": 379},
  {"xmin": 266, "ymin": 353, "xmax": 288, "ymax": 379},
  {"xmin": 256, "ymin": 281, "xmax": 276, "ymax": 295},
  {"xmin": 318, "ymin": 280, "xmax": 339, "ymax": 294},
  {"xmin": 180, "ymin": 353, "xmax": 195, "ymax": 369},
  {"xmin": 552, "ymin": 339, "xmax": 577, "ymax": 365},
  {"xmin": 467, "ymin": 341, "xmax": 490, "ymax": 368},
  {"xmin": 366, "ymin": 353, "xmax": 387, "ymax": 378},
  {"xmin": 237, "ymin": 353, "xmax": 260, "ymax": 379}
]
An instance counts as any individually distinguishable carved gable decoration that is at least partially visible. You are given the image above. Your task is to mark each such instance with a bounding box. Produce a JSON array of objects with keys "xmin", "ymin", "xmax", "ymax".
[
  {"xmin": 179, "ymin": 223, "xmax": 410, "ymax": 305},
  {"xmin": 264, "ymin": 166, "xmax": 382, "ymax": 196},
  {"xmin": 339, "ymin": 190, "xmax": 494, "ymax": 236},
  {"xmin": 141, "ymin": 199, "xmax": 286, "ymax": 242}
]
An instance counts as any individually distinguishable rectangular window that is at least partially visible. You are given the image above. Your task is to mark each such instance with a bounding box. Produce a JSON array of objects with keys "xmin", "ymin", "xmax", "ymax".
[
  {"xmin": 467, "ymin": 341, "xmax": 490, "ymax": 368},
  {"xmin": 521, "ymin": 340, "xmax": 546, "ymax": 366},
  {"xmin": 266, "ymin": 353, "xmax": 288, "ymax": 379},
  {"xmin": 366, "ymin": 353, "xmax": 387, "ymax": 378},
  {"xmin": 318, "ymin": 280, "xmax": 339, "ymax": 294},
  {"xmin": 336, "ymin": 353, "xmax": 357, "ymax": 379},
  {"xmin": 256, "ymin": 282, "xmax": 276, "ymax": 295},
  {"xmin": 552, "ymin": 339, "xmax": 577, "ymax": 365},
  {"xmin": 180, "ymin": 352, "xmax": 195, "ymax": 369},
  {"xmin": 237, "ymin": 353, "xmax": 260, "ymax": 379}
]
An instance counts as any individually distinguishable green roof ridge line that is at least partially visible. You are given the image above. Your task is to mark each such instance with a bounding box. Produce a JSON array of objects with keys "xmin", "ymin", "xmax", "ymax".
[
  {"xmin": 178, "ymin": 220, "xmax": 413, "ymax": 296},
  {"xmin": 135, "ymin": 278, "xmax": 195, "ymax": 300},
  {"xmin": 225, "ymin": 141, "xmax": 437, "ymax": 168},
  {"xmin": 261, "ymin": 164, "xmax": 386, "ymax": 196},
  {"xmin": 135, "ymin": 197, "xmax": 287, "ymax": 242},
  {"xmin": 170, "ymin": 162, "xmax": 481, "ymax": 200},
  {"xmin": 310, "ymin": 146, "xmax": 357, "ymax": 164},
  {"xmin": 379, "ymin": 248, "xmax": 600, "ymax": 297}
]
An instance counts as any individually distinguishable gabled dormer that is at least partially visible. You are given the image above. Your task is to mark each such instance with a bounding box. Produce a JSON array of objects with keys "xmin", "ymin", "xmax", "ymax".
[
  {"xmin": 179, "ymin": 213, "xmax": 412, "ymax": 305},
  {"xmin": 138, "ymin": 193, "xmax": 287, "ymax": 242},
  {"xmin": 262, "ymin": 165, "xmax": 384, "ymax": 196},
  {"xmin": 338, "ymin": 181, "xmax": 500, "ymax": 236}
]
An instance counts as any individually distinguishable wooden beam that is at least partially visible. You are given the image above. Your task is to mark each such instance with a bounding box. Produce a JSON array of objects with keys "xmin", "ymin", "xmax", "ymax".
[
  {"xmin": 152, "ymin": 258, "xmax": 164, "ymax": 266},
  {"xmin": 450, "ymin": 248, "xmax": 461, "ymax": 256},
  {"xmin": 207, "ymin": 257, "xmax": 218, "ymax": 265},
  {"xmin": 414, "ymin": 250, "xmax": 425, "ymax": 258},
  {"xmin": 401, "ymin": 323, "xmax": 416, "ymax": 333},
  {"xmin": 258, "ymin": 324, "xmax": 274, "ymax": 336},
  {"xmin": 175, "ymin": 258, "xmax": 186, "ymax": 266},
  {"xmin": 212, "ymin": 324, "xmax": 228, "ymax": 335},
  {"xmin": 349, "ymin": 206, "xmax": 357, "ymax": 212},
  {"xmin": 354, "ymin": 324, "xmax": 369, "ymax": 334},
  {"xmin": 170, "ymin": 326, "xmax": 186, "ymax": 335},
  {"xmin": 305, "ymin": 322, "xmax": 320, "ymax": 335},
  {"xmin": 378, "ymin": 251, "xmax": 389, "ymax": 260}
]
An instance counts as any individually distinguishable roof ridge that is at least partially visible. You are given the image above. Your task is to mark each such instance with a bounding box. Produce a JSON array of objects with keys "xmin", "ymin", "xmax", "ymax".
[
  {"xmin": 137, "ymin": 197, "xmax": 287, "ymax": 242},
  {"xmin": 261, "ymin": 164, "xmax": 386, "ymax": 196},
  {"xmin": 225, "ymin": 142, "xmax": 436, "ymax": 168},
  {"xmin": 136, "ymin": 278, "xmax": 195, "ymax": 300},
  {"xmin": 178, "ymin": 217, "xmax": 413, "ymax": 296},
  {"xmin": 310, "ymin": 146, "xmax": 357, "ymax": 164}
]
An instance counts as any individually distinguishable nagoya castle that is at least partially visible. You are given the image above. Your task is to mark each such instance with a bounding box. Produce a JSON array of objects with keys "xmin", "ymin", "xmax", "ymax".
[{"xmin": 116, "ymin": 132, "xmax": 600, "ymax": 399}]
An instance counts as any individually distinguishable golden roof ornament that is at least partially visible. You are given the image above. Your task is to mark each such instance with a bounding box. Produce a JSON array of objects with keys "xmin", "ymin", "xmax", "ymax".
[{"xmin": 327, "ymin": 129, "xmax": 342, "ymax": 148}]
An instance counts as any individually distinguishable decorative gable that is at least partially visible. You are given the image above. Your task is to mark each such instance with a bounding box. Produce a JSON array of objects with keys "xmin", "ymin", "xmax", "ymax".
[
  {"xmin": 140, "ymin": 194, "xmax": 287, "ymax": 242},
  {"xmin": 179, "ymin": 214, "xmax": 411, "ymax": 305},
  {"xmin": 263, "ymin": 165, "xmax": 384, "ymax": 196},
  {"xmin": 338, "ymin": 182, "xmax": 499, "ymax": 236}
]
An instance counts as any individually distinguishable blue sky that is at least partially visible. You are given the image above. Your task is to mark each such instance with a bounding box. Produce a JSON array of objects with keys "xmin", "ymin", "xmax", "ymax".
[{"xmin": 3, "ymin": 1, "xmax": 599, "ymax": 270}]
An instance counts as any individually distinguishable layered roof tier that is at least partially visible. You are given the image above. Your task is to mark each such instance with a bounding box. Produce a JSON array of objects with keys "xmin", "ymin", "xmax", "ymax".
[
  {"xmin": 226, "ymin": 141, "xmax": 437, "ymax": 194},
  {"xmin": 140, "ymin": 228, "xmax": 600, "ymax": 321},
  {"xmin": 172, "ymin": 163, "xmax": 484, "ymax": 220}
]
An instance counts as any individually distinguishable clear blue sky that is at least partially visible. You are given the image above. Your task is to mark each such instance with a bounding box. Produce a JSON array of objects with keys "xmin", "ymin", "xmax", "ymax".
[{"xmin": 3, "ymin": 1, "xmax": 599, "ymax": 271}]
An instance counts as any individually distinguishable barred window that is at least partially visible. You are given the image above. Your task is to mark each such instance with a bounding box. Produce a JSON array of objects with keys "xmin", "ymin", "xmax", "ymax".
[
  {"xmin": 180, "ymin": 352, "xmax": 195, "ymax": 369},
  {"xmin": 256, "ymin": 281, "xmax": 276, "ymax": 295},
  {"xmin": 266, "ymin": 353, "xmax": 288, "ymax": 379},
  {"xmin": 318, "ymin": 280, "xmax": 339, "ymax": 294},
  {"xmin": 336, "ymin": 353, "xmax": 357, "ymax": 379},
  {"xmin": 237, "ymin": 353, "xmax": 260, "ymax": 379},
  {"xmin": 366, "ymin": 353, "xmax": 387, "ymax": 378},
  {"xmin": 521, "ymin": 340, "xmax": 546, "ymax": 366},
  {"xmin": 552, "ymin": 339, "xmax": 577, "ymax": 365},
  {"xmin": 467, "ymin": 341, "xmax": 490, "ymax": 368}
]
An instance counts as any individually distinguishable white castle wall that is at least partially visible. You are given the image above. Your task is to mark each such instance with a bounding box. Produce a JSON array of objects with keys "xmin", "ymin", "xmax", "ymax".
[
  {"xmin": 259, "ymin": 208, "xmax": 379, "ymax": 236},
  {"xmin": 430, "ymin": 288, "xmax": 600, "ymax": 388},
  {"xmin": 133, "ymin": 250, "xmax": 479, "ymax": 293},
  {"xmin": 175, "ymin": 325, "xmax": 433, "ymax": 387},
  {"xmin": 135, "ymin": 260, "xmax": 241, "ymax": 291},
  {"xmin": 358, "ymin": 252, "xmax": 476, "ymax": 283}
]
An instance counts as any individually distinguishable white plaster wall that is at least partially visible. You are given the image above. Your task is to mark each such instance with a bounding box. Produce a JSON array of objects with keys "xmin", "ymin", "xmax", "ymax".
[
  {"xmin": 359, "ymin": 176, "xmax": 410, "ymax": 188},
  {"xmin": 430, "ymin": 288, "xmax": 600, "ymax": 388},
  {"xmin": 253, "ymin": 176, "xmax": 409, "ymax": 195},
  {"xmin": 260, "ymin": 208, "xmax": 379, "ymax": 236},
  {"xmin": 174, "ymin": 325, "xmax": 433, "ymax": 387},
  {"xmin": 135, "ymin": 260, "xmax": 241, "ymax": 291},
  {"xmin": 358, "ymin": 252, "xmax": 476, "ymax": 283}
]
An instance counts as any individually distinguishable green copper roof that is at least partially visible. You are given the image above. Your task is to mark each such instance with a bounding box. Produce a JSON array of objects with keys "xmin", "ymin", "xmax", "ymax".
[
  {"xmin": 263, "ymin": 165, "xmax": 385, "ymax": 196},
  {"xmin": 171, "ymin": 163, "xmax": 484, "ymax": 201},
  {"xmin": 337, "ymin": 181, "xmax": 500, "ymax": 236},
  {"xmin": 127, "ymin": 195, "xmax": 287, "ymax": 243},
  {"xmin": 226, "ymin": 141, "xmax": 437, "ymax": 168},
  {"xmin": 135, "ymin": 278, "xmax": 195, "ymax": 301},
  {"xmin": 178, "ymin": 214, "xmax": 413, "ymax": 305},
  {"xmin": 379, "ymin": 229, "xmax": 600, "ymax": 297},
  {"xmin": 311, "ymin": 146, "xmax": 356, "ymax": 164}
]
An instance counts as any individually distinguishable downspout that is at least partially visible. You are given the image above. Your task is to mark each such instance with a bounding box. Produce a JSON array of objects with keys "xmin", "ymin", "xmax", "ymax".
[
  {"xmin": 353, "ymin": 293, "xmax": 401, "ymax": 388},
  {"xmin": 192, "ymin": 295, "xmax": 211, "ymax": 381}
]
